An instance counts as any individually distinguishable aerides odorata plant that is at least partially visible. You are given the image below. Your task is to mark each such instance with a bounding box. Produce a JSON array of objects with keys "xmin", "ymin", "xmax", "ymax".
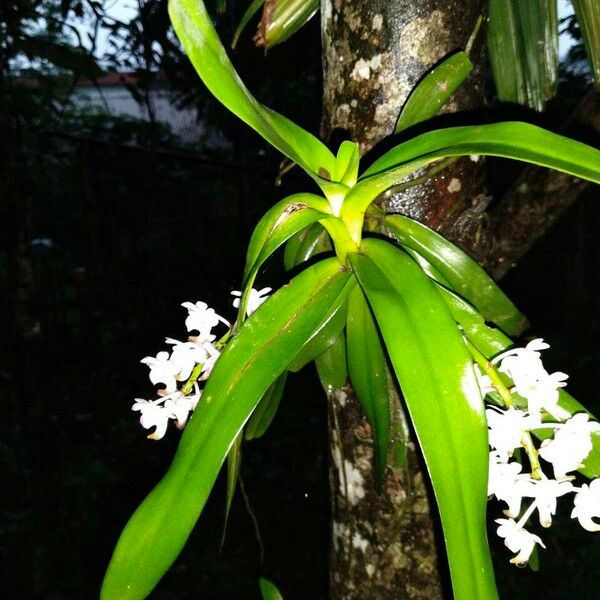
[{"xmin": 100, "ymin": 2, "xmax": 600, "ymax": 599}]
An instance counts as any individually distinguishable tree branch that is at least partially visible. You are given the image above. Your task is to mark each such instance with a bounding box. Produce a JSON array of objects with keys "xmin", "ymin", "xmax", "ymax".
[{"xmin": 450, "ymin": 86, "xmax": 600, "ymax": 280}]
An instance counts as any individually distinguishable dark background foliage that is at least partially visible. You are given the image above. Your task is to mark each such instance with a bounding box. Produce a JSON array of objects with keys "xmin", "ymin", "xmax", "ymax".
[{"xmin": 0, "ymin": 3, "xmax": 598, "ymax": 598}]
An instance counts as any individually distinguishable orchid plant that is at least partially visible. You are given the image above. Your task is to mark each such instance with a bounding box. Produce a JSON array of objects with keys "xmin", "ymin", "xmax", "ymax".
[{"xmin": 100, "ymin": 1, "xmax": 600, "ymax": 599}]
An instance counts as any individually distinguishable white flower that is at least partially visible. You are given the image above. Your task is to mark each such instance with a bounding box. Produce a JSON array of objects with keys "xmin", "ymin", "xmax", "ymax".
[
  {"xmin": 495, "ymin": 517, "xmax": 546, "ymax": 565},
  {"xmin": 475, "ymin": 366, "xmax": 494, "ymax": 396},
  {"xmin": 527, "ymin": 478, "xmax": 574, "ymax": 528},
  {"xmin": 140, "ymin": 351, "xmax": 179, "ymax": 394},
  {"xmin": 231, "ymin": 287, "xmax": 272, "ymax": 317},
  {"xmin": 486, "ymin": 406, "xmax": 541, "ymax": 458},
  {"xmin": 539, "ymin": 413, "xmax": 600, "ymax": 479},
  {"xmin": 132, "ymin": 399, "xmax": 172, "ymax": 440},
  {"xmin": 513, "ymin": 370, "xmax": 569, "ymax": 416},
  {"xmin": 494, "ymin": 339, "xmax": 568, "ymax": 417},
  {"xmin": 164, "ymin": 390, "xmax": 201, "ymax": 429},
  {"xmin": 493, "ymin": 338, "xmax": 548, "ymax": 367},
  {"xmin": 181, "ymin": 301, "xmax": 228, "ymax": 342},
  {"xmin": 571, "ymin": 479, "xmax": 600, "ymax": 532},
  {"xmin": 488, "ymin": 452, "xmax": 535, "ymax": 518},
  {"xmin": 199, "ymin": 342, "xmax": 221, "ymax": 380},
  {"xmin": 165, "ymin": 338, "xmax": 209, "ymax": 381}
]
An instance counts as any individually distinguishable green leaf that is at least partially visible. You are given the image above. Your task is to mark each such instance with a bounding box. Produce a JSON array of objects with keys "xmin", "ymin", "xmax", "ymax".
[
  {"xmin": 245, "ymin": 372, "xmax": 288, "ymax": 440},
  {"xmin": 283, "ymin": 222, "xmax": 331, "ymax": 271},
  {"xmin": 258, "ymin": 0, "xmax": 319, "ymax": 49},
  {"xmin": 243, "ymin": 193, "xmax": 331, "ymax": 285},
  {"xmin": 346, "ymin": 284, "xmax": 391, "ymax": 488},
  {"xmin": 315, "ymin": 332, "xmax": 348, "ymax": 393},
  {"xmin": 383, "ymin": 213, "xmax": 528, "ymax": 335},
  {"xmin": 388, "ymin": 368, "xmax": 410, "ymax": 469},
  {"xmin": 395, "ymin": 52, "xmax": 473, "ymax": 133},
  {"xmin": 363, "ymin": 122, "xmax": 600, "ymax": 184},
  {"xmin": 169, "ymin": 0, "xmax": 336, "ymax": 183},
  {"xmin": 101, "ymin": 257, "xmax": 350, "ymax": 600},
  {"xmin": 334, "ymin": 140, "xmax": 361, "ymax": 187},
  {"xmin": 345, "ymin": 122, "xmax": 600, "ymax": 233},
  {"xmin": 362, "ymin": 120, "xmax": 600, "ymax": 190},
  {"xmin": 488, "ymin": 0, "xmax": 558, "ymax": 111},
  {"xmin": 572, "ymin": 0, "xmax": 600, "ymax": 83},
  {"xmin": 221, "ymin": 432, "xmax": 242, "ymax": 546},
  {"xmin": 287, "ymin": 277, "xmax": 352, "ymax": 372},
  {"xmin": 349, "ymin": 237, "xmax": 497, "ymax": 600},
  {"xmin": 232, "ymin": 0, "xmax": 265, "ymax": 49},
  {"xmin": 259, "ymin": 577, "xmax": 284, "ymax": 600},
  {"xmin": 435, "ymin": 283, "xmax": 513, "ymax": 356}
]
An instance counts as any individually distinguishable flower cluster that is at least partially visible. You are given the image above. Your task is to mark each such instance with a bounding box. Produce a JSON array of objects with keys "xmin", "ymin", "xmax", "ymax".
[
  {"xmin": 132, "ymin": 288, "xmax": 270, "ymax": 440},
  {"xmin": 479, "ymin": 339, "xmax": 600, "ymax": 565}
]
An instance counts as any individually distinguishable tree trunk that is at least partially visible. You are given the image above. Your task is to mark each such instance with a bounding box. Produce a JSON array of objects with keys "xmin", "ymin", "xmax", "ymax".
[{"xmin": 320, "ymin": 1, "xmax": 486, "ymax": 598}]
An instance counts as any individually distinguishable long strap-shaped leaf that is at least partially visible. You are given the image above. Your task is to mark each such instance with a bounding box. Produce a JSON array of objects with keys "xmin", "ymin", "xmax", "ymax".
[
  {"xmin": 349, "ymin": 238, "xmax": 497, "ymax": 600},
  {"xmin": 101, "ymin": 258, "xmax": 350, "ymax": 600},
  {"xmin": 221, "ymin": 431, "xmax": 243, "ymax": 546},
  {"xmin": 169, "ymin": 0, "xmax": 336, "ymax": 184},
  {"xmin": 287, "ymin": 277, "xmax": 352, "ymax": 372},
  {"xmin": 363, "ymin": 122, "xmax": 600, "ymax": 182},
  {"xmin": 346, "ymin": 284, "xmax": 391, "ymax": 488},
  {"xmin": 314, "ymin": 332, "xmax": 347, "ymax": 393},
  {"xmin": 245, "ymin": 372, "xmax": 288, "ymax": 440},
  {"xmin": 383, "ymin": 213, "xmax": 528, "ymax": 335},
  {"xmin": 343, "ymin": 122, "xmax": 600, "ymax": 233}
]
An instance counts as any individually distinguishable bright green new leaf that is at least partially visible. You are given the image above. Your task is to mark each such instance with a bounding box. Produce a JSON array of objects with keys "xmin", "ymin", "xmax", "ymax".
[
  {"xmin": 383, "ymin": 213, "xmax": 527, "ymax": 335},
  {"xmin": 245, "ymin": 372, "xmax": 288, "ymax": 440},
  {"xmin": 169, "ymin": 0, "xmax": 336, "ymax": 183},
  {"xmin": 243, "ymin": 193, "xmax": 331, "ymax": 285},
  {"xmin": 334, "ymin": 140, "xmax": 361, "ymax": 187},
  {"xmin": 101, "ymin": 257, "xmax": 350, "ymax": 600},
  {"xmin": 315, "ymin": 332, "xmax": 348, "ymax": 393},
  {"xmin": 346, "ymin": 284, "xmax": 391, "ymax": 488},
  {"xmin": 259, "ymin": 577, "xmax": 284, "ymax": 600},
  {"xmin": 349, "ymin": 238, "xmax": 497, "ymax": 600},
  {"xmin": 395, "ymin": 51, "xmax": 473, "ymax": 133}
]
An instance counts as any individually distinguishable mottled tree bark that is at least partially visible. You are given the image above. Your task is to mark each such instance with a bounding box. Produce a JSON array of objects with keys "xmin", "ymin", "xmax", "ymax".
[{"xmin": 321, "ymin": 1, "xmax": 486, "ymax": 598}]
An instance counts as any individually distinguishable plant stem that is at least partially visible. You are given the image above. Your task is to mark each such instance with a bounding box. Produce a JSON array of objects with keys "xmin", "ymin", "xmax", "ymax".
[{"xmin": 465, "ymin": 339, "xmax": 514, "ymax": 407}]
